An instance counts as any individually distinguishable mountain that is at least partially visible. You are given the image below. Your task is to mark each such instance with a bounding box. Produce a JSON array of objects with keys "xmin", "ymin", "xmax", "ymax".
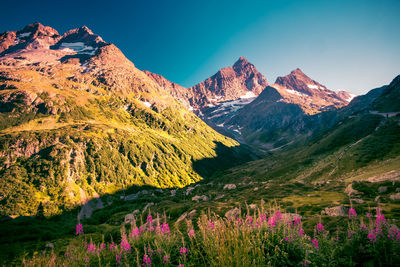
[
  {"xmin": 219, "ymin": 68, "xmax": 353, "ymax": 146},
  {"xmin": 144, "ymin": 57, "xmax": 269, "ymax": 139},
  {"xmin": 0, "ymin": 23, "xmax": 254, "ymax": 217},
  {"xmin": 371, "ymin": 75, "xmax": 400, "ymax": 112}
]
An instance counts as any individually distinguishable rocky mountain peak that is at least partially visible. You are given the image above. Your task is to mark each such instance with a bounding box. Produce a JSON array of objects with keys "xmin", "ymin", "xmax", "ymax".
[
  {"xmin": 19, "ymin": 22, "xmax": 60, "ymax": 38},
  {"xmin": 232, "ymin": 56, "xmax": 250, "ymax": 70},
  {"xmin": 274, "ymin": 68, "xmax": 327, "ymax": 95}
]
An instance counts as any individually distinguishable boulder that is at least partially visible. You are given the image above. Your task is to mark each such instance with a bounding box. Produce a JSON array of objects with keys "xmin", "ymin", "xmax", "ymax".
[
  {"xmin": 389, "ymin": 192, "xmax": 400, "ymax": 201},
  {"xmin": 322, "ymin": 206, "xmax": 346, "ymax": 217},
  {"xmin": 215, "ymin": 194, "xmax": 225, "ymax": 200},
  {"xmin": 223, "ymin": 184, "xmax": 236, "ymax": 190},
  {"xmin": 351, "ymin": 198, "xmax": 364, "ymax": 204},
  {"xmin": 225, "ymin": 207, "xmax": 240, "ymax": 220},
  {"xmin": 192, "ymin": 195, "xmax": 208, "ymax": 202},
  {"xmin": 378, "ymin": 186, "xmax": 388, "ymax": 194}
]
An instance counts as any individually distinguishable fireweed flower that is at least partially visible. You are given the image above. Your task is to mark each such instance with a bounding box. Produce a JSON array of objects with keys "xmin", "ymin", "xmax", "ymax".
[
  {"xmin": 208, "ymin": 220, "xmax": 215, "ymax": 229},
  {"xmin": 366, "ymin": 212, "xmax": 372, "ymax": 218},
  {"xmin": 312, "ymin": 238, "xmax": 319, "ymax": 250},
  {"xmin": 368, "ymin": 231, "xmax": 377, "ymax": 243},
  {"xmin": 116, "ymin": 254, "xmax": 121, "ymax": 265},
  {"xmin": 161, "ymin": 222, "xmax": 170, "ymax": 234},
  {"xmin": 316, "ymin": 223, "xmax": 324, "ymax": 233},
  {"xmin": 302, "ymin": 260, "xmax": 311, "ymax": 266},
  {"xmin": 163, "ymin": 255, "xmax": 170, "ymax": 264},
  {"xmin": 110, "ymin": 242, "xmax": 116, "ymax": 251},
  {"xmin": 147, "ymin": 214, "xmax": 153, "ymax": 224},
  {"xmin": 178, "ymin": 264, "xmax": 184, "ymax": 267},
  {"xmin": 131, "ymin": 227, "xmax": 140, "ymax": 238},
  {"xmin": 376, "ymin": 214, "xmax": 386, "ymax": 226},
  {"xmin": 180, "ymin": 247, "xmax": 188, "ymax": 256},
  {"xmin": 120, "ymin": 237, "xmax": 131, "ymax": 251},
  {"xmin": 294, "ymin": 217, "xmax": 301, "ymax": 226},
  {"xmin": 298, "ymin": 228, "xmax": 305, "ymax": 236},
  {"xmin": 349, "ymin": 208, "xmax": 357, "ymax": 218},
  {"xmin": 246, "ymin": 215, "xmax": 253, "ymax": 225},
  {"xmin": 274, "ymin": 210, "xmax": 282, "ymax": 221},
  {"xmin": 268, "ymin": 217, "xmax": 276, "ymax": 228},
  {"xmin": 87, "ymin": 244, "xmax": 96, "ymax": 253},
  {"xmin": 360, "ymin": 224, "xmax": 367, "ymax": 231},
  {"xmin": 75, "ymin": 224, "xmax": 83, "ymax": 235},
  {"xmin": 143, "ymin": 254, "xmax": 151, "ymax": 266},
  {"xmin": 188, "ymin": 229, "xmax": 195, "ymax": 238}
]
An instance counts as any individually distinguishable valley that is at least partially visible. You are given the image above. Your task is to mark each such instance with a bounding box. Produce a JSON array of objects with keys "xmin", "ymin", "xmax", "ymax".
[{"xmin": 0, "ymin": 22, "xmax": 399, "ymax": 266}]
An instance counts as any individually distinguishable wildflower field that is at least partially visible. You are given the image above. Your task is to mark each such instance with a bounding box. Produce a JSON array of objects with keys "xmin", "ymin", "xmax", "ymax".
[{"xmin": 23, "ymin": 204, "xmax": 400, "ymax": 267}]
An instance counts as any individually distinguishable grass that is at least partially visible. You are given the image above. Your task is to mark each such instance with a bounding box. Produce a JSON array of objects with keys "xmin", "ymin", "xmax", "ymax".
[{"xmin": 21, "ymin": 204, "xmax": 400, "ymax": 267}]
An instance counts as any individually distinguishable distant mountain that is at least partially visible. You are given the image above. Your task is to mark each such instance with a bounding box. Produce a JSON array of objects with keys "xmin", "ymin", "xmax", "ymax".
[
  {"xmin": 0, "ymin": 23, "xmax": 254, "ymax": 217},
  {"xmin": 189, "ymin": 56, "xmax": 268, "ymax": 107},
  {"xmin": 218, "ymin": 69, "xmax": 353, "ymax": 146},
  {"xmin": 145, "ymin": 57, "xmax": 269, "ymax": 139}
]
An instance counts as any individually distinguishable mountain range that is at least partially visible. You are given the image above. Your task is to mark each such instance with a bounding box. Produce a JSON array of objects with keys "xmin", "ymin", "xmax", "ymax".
[{"xmin": 0, "ymin": 23, "xmax": 399, "ymax": 219}]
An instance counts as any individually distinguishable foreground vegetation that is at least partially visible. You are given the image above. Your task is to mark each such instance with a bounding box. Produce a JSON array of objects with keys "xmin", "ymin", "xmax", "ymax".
[{"xmin": 22, "ymin": 204, "xmax": 400, "ymax": 266}]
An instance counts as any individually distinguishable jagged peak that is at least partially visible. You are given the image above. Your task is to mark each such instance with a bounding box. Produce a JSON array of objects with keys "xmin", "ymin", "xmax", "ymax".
[
  {"xmin": 19, "ymin": 22, "xmax": 59, "ymax": 37},
  {"xmin": 289, "ymin": 68, "xmax": 306, "ymax": 76},
  {"xmin": 233, "ymin": 56, "xmax": 250, "ymax": 70}
]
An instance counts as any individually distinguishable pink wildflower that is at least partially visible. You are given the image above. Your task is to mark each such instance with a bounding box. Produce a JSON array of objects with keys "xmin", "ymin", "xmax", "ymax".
[
  {"xmin": 163, "ymin": 255, "xmax": 170, "ymax": 264},
  {"xmin": 360, "ymin": 224, "xmax": 367, "ymax": 231},
  {"xmin": 143, "ymin": 254, "xmax": 151, "ymax": 266},
  {"xmin": 268, "ymin": 217, "xmax": 276, "ymax": 228},
  {"xmin": 274, "ymin": 210, "xmax": 282, "ymax": 221},
  {"xmin": 208, "ymin": 220, "xmax": 215, "ymax": 229},
  {"xmin": 367, "ymin": 231, "xmax": 377, "ymax": 243},
  {"xmin": 87, "ymin": 244, "xmax": 96, "ymax": 253},
  {"xmin": 147, "ymin": 214, "xmax": 153, "ymax": 224},
  {"xmin": 120, "ymin": 237, "xmax": 131, "ymax": 251},
  {"xmin": 131, "ymin": 227, "xmax": 140, "ymax": 238},
  {"xmin": 349, "ymin": 208, "xmax": 357, "ymax": 218},
  {"xmin": 116, "ymin": 254, "xmax": 121, "ymax": 265},
  {"xmin": 246, "ymin": 215, "xmax": 253, "ymax": 225},
  {"xmin": 188, "ymin": 229, "xmax": 195, "ymax": 238},
  {"xmin": 312, "ymin": 238, "xmax": 319, "ymax": 250},
  {"xmin": 298, "ymin": 228, "xmax": 304, "ymax": 236},
  {"xmin": 376, "ymin": 214, "xmax": 386, "ymax": 226},
  {"xmin": 294, "ymin": 217, "xmax": 301, "ymax": 226},
  {"xmin": 316, "ymin": 223, "xmax": 324, "ymax": 233},
  {"xmin": 180, "ymin": 247, "xmax": 188, "ymax": 256},
  {"xmin": 110, "ymin": 242, "xmax": 116, "ymax": 250},
  {"xmin": 75, "ymin": 224, "xmax": 83, "ymax": 235},
  {"xmin": 161, "ymin": 222, "xmax": 170, "ymax": 234},
  {"xmin": 302, "ymin": 260, "xmax": 311, "ymax": 266},
  {"xmin": 178, "ymin": 264, "xmax": 184, "ymax": 267}
]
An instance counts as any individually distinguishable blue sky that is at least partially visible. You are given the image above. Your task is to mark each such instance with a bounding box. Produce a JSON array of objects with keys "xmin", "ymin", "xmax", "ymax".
[{"xmin": 1, "ymin": 0, "xmax": 399, "ymax": 94}]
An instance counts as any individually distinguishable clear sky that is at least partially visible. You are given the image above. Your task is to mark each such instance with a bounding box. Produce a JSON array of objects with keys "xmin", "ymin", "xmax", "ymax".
[{"xmin": 1, "ymin": 0, "xmax": 399, "ymax": 94}]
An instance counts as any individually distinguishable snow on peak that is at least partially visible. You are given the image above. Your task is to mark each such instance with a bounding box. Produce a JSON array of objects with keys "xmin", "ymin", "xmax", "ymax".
[
  {"xmin": 307, "ymin": 84, "xmax": 319, "ymax": 89},
  {"xmin": 240, "ymin": 91, "xmax": 256, "ymax": 99},
  {"xmin": 18, "ymin": 32, "xmax": 31, "ymax": 38},
  {"xmin": 286, "ymin": 89, "xmax": 307, "ymax": 97}
]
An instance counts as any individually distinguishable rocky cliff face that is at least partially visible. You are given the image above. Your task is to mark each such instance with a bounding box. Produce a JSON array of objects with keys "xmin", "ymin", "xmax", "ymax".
[{"xmin": 189, "ymin": 56, "xmax": 268, "ymax": 108}]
